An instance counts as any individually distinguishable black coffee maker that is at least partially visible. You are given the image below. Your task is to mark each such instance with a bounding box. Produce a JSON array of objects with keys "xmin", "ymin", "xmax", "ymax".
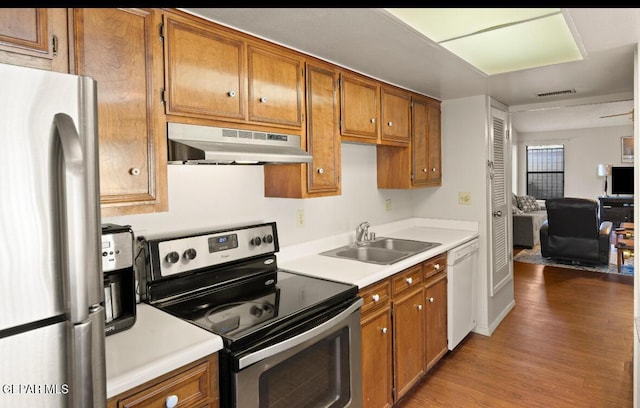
[{"xmin": 101, "ymin": 223, "xmax": 136, "ymax": 335}]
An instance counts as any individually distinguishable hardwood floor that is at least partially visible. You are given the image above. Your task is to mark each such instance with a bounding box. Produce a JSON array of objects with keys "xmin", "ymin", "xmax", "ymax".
[{"xmin": 396, "ymin": 261, "xmax": 634, "ymax": 408}]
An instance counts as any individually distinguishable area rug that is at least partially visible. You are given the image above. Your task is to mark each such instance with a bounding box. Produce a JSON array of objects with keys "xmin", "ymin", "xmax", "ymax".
[{"xmin": 513, "ymin": 244, "xmax": 634, "ymax": 276}]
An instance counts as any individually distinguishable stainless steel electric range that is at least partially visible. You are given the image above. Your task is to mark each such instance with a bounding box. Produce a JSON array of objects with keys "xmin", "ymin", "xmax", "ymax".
[{"xmin": 141, "ymin": 222, "xmax": 363, "ymax": 408}]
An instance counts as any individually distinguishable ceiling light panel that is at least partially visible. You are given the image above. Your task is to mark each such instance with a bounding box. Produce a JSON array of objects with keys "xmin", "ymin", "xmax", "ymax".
[{"xmin": 385, "ymin": 8, "xmax": 583, "ymax": 75}]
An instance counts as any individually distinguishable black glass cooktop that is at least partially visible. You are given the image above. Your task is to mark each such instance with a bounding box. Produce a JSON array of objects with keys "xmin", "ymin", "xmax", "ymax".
[{"xmin": 154, "ymin": 269, "xmax": 358, "ymax": 346}]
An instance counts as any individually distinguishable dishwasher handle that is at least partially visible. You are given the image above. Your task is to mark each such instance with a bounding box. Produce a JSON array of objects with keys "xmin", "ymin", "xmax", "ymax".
[{"xmin": 449, "ymin": 239, "xmax": 479, "ymax": 265}]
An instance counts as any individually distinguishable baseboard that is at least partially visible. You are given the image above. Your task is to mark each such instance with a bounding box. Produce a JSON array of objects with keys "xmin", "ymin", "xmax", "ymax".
[{"xmin": 473, "ymin": 299, "xmax": 516, "ymax": 336}]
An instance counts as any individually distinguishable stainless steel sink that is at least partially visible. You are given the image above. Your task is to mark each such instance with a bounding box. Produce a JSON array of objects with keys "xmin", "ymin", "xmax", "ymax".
[
  {"xmin": 320, "ymin": 237, "xmax": 441, "ymax": 265},
  {"xmin": 367, "ymin": 237, "xmax": 439, "ymax": 253}
]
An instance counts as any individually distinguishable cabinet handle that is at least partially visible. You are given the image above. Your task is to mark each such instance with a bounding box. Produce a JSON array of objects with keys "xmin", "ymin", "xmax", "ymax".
[
  {"xmin": 434, "ymin": 263, "xmax": 440, "ymax": 271},
  {"xmin": 388, "ymin": 121, "xmax": 393, "ymax": 126},
  {"xmin": 166, "ymin": 395, "xmax": 179, "ymax": 408},
  {"xmin": 417, "ymin": 304, "xmax": 423, "ymax": 310},
  {"xmin": 429, "ymin": 297, "xmax": 434, "ymax": 303},
  {"xmin": 260, "ymin": 96, "xmax": 268, "ymax": 103},
  {"xmin": 317, "ymin": 168, "xmax": 324, "ymax": 174},
  {"xmin": 381, "ymin": 327, "xmax": 388, "ymax": 334},
  {"xmin": 406, "ymin": 277, "xmax": 413, "ymax": 285},
  {"xmin": 129, "ymin": 168, "xmax": 140, "ymax": 176},
  {"xmin": 372, "ymin": 294, "xmax": 380, "ymax": 302},
  {"xmin": 432, "ymin": 168, "xmax": 437, "ymax": 172},
  {"xmin": 227, "ymin": 90, "xmax": 236, "ymax": 97},
  {"xmin": 370, "ymin": 118, "xmax": 376, "ymax": 124},
  {"xmin": 422, "ymin": 168, "xmax": 428, "ymax": 172}
]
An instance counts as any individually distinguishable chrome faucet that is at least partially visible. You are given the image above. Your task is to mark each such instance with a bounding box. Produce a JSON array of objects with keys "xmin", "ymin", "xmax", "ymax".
[{"xmin": 355, "ymin": 221, "xmax": 371, "ymax": 246}]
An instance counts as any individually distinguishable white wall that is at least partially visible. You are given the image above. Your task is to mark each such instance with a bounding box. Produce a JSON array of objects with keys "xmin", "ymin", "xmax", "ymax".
[
  {"xmin": 411, "ymin": 95, "xmax": 514, "ymax": 336},
  {"xmin": 515, "ymin": 125, "xmax": 633, "ymax": 198},
  {"xmin": 103, "ymin": 143, "xmax": 414, "ymax": 246}
]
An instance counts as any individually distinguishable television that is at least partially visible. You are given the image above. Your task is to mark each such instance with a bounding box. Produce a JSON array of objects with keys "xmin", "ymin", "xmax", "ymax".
[{"xmin": 611, "ymin": 166, "xmax": 634, "ymax": 195}]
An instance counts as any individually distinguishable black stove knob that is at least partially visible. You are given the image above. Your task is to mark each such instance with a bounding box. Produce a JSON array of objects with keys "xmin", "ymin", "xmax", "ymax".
[
  {"xmin": 165, "ymin": 251, "xmax": 180, "ymax": 264},
  {"xmin": 183, "ymin": 248, "xmax": 197, "ymax": 260},
  {"xmin": 264, "ymin": 234, "xmax": 274, "ymax": 244},
  {"xmin": 251, "ymin": 236, "xmax": 262, "ymax": 246}
]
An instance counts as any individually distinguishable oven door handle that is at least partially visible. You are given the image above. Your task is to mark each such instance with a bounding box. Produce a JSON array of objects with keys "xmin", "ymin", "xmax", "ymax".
[{"xmin": 237, "ymin": 298, "xmax": 363, "ymax": 370}]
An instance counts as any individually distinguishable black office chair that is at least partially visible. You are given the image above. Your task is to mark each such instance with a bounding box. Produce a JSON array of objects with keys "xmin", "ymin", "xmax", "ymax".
[{"xmin": 540, "ymin": 197, "xmax": 613, "ymax": 265}]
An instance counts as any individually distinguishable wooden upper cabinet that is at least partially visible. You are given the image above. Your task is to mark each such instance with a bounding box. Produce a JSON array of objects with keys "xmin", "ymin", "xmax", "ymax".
[
  {"xmin": 73, "ymin": 8, "xmax": 167, "ymax": 216},
  {"xmin": 163, "ymin": 13, "xmax": 246, "ymax": 122},
  {"xmin": 377, "ymin": 95, "xmax": 442, "ymax": 189},
  {"xmin": 339, "ymin": 72, "xmax": 379, "ymax": 143},
  {"xmin": 0, "ymin": 8, "xmax": 69, "ymax": 72},
  {"xmin": 426, "ymin": 99, "xmax": 442, "ymax": 185},
  {"xmin": 411, "ymin": 96, "xmax": 430, "ymax": 186},
  {"xmin": 306, "ymin": 62, "xmax": 340, "ymax": 195},
  {"xmin": 263, "ymin": 59, "xmax": 340, "ymax": 199},
  {"xmin": 247, "ymin": 43, "xmax": 303, "ymax": 127},
  {"xmin": 380, "ymin": 85, "xmax": 411, "ymax": 146}
]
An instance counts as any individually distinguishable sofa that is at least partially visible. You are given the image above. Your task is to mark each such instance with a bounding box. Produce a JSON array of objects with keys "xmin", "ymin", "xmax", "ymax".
[{"xmin": 512, "ymin": 194, "xmax": 547, "ymax": 248}]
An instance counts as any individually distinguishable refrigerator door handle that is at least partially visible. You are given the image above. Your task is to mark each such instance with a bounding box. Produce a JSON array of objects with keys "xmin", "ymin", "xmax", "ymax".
[
  {"xmin": 54, "ymin": 112, "xmax": 90, "ymax": 323},
  {"xmin": 69, "ymin": 307, "xmax": 106, "ymax": 408}
]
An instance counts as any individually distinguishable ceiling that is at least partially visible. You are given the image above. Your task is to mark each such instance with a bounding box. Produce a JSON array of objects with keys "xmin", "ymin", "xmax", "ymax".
[{"xmin": 182, "ymin": 8, "xmax": 640, "ymax": 133}]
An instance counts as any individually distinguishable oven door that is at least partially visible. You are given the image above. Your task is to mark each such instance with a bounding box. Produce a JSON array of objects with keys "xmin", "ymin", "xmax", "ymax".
[{"xmin": 232, "ymin": 298, "xmax": 363, "ymax": 408}]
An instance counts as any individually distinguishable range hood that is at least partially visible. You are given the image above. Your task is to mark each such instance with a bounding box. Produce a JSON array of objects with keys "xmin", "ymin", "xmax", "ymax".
[{"xmin": 167, "ymin": 122, "xmax": 312, "ymax": 164}]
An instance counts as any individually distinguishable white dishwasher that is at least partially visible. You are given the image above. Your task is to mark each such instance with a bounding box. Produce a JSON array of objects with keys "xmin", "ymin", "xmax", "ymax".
[{"xmin": 447, "ymin": 238, "xmax": 479, "ymax": 350}]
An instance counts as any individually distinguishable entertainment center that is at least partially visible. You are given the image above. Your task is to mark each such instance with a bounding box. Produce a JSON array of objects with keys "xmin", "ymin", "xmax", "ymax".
[
  {"xmin": 599, "ymin": 166, "xmax": 634, "ymax": 226},
  {"xmin": 599, "ymin": 196, "xmax": 634, "ymax": 226}
]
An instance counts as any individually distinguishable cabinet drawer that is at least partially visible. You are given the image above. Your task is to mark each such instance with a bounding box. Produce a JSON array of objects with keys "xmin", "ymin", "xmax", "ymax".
[
  {"xmin": 392, "ymin": 265, "xmax": 423, "ymax": 296},
  {"xmin": 116, "ymin": 356, "xmax": 216, "ymax": 408},
  {"xmin": 359, "ymin": 279, "xmax": 391, "ymax": 315},
  {"xmin": 423, "ymin": 253, "xmax": 447, "ymax": 279}
]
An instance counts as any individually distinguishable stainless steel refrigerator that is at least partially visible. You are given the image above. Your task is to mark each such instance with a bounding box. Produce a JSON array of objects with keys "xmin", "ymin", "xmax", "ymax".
[{"xmin": 0, "ymin": 63, "xmax": 105, "ymax": 407}]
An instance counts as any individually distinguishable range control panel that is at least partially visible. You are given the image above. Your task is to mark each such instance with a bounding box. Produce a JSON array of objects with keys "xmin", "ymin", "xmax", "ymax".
[{"xmin": 148, "ymin": 222, "xmax": 278, "ymax": 279}]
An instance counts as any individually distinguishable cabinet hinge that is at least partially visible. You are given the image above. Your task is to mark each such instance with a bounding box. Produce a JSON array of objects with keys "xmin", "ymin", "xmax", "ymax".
[
  {"xmin": 161, "ymin": 88, "xmax": 166, "ymax": 104},
  {"xmin": 159, "ymin": 23, "xmax": 165, "ymax": 40},
  {"xmin": 52, "ymin": 35, "xmax": 58, "ymax": 56},
  {"xmin": 506, "ymin": 129, "xmax": 510, "ymax": 140}
]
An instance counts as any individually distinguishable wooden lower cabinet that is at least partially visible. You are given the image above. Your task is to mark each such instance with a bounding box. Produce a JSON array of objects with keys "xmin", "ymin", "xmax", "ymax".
[
  {"xmin": 361, "ymin": 305, "xmax": 393, "ymax": 408},
  {"xmin": 425, "ymin": 272, "xmax": 448, "ymax": 371},
  {"xmin": 392, "ymin": 287, "xmax": 425, "ymax": 400},
  {"xmin": 359, "ymin": 254, "xmax": 448, "ymax": 408},
  {"xmin": 107, "ymin": 354, "xmax": 219, "ymax": 408}
]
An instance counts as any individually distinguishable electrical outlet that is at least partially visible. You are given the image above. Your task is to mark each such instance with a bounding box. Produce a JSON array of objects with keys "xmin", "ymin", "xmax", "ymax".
[
  {"xmin": 385, "ymin": 199, "xmax": 392, "ymax": 212},
  {"xmin": 458, "ymin": 192, "xmax": 471, "ymax": 205},
  {"xmin": 296, "ymin": 209, "xmax": 304, "ymax": 227}
]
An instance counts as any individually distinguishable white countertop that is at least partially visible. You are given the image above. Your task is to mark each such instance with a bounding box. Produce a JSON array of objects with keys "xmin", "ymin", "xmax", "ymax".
[
  {"xmin": 105, "ymin": 303, "xmax": 223, "ymax": 398},
  {"xmin": 104, "ymin": 217, "xmax": 476, "ymax": 398},
  {"xmin": 278, "ymin": 217, "xmax": 479, "ymax": 288}
]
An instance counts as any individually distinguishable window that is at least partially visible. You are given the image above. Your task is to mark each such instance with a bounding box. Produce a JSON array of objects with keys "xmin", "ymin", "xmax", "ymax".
[{"xmin": 526, "ymin": 144, "xmax": 564, "ymax": 199}]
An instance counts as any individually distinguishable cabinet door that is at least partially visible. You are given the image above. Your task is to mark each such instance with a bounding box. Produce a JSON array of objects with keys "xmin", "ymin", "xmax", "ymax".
[
  {"xmin": 427, "ymin": 100, "xmax": 442, "ymax": 185},
  {"xmin": 0, "ymin": 8, "xmax": 68, "ymax": 72},
  {"xmin": 380, "ymin": 86, "xmax": 410, "ymax": 145},
  {"xmin": 361, "ymin": 307, "xmax": 393, "ymax": 408},
  {"xmin": 73, "ymin": 8, "xmax": 167, "ymax": 216},
  {"xmin": 340, "ymin": 73, "xmax": 379, "ymax": 143},
  {"xmin": 163, "ymin": 14, "xmax": 245, "ymax": 121},
  {"xmin": 306, "ymin": 62, "xmax": 340, "ymax": 195},
  {"xmin": 411, "ymin": 96, "xmax": 429, "ymax": 186},
  {"xmin": 393, "ymin": 287, "xmax": 425, "ymax": 400},
  {"xmin": 247, "ymin": 43, "xmax": 303, "ymax": 127},
  {"xmin": 425, "ymin": 274, "xmax": 448, "ymax": 371},
  {"xmin": 109, "ymin": 354, "xmax": 219, "ymax": 408}
]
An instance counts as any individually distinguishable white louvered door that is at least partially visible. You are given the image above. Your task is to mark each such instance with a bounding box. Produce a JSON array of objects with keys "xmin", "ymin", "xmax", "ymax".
[{"xmin": 489, "ymin": 107, "xmax": 512, "ymax": 295}]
